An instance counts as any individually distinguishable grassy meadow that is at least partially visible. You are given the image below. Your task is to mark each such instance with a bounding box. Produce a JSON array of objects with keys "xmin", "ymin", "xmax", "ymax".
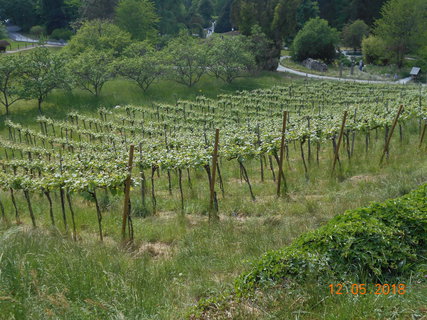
[{"xmin": 0, "ymin": 55, "xmax": 426, "ymax": 319}]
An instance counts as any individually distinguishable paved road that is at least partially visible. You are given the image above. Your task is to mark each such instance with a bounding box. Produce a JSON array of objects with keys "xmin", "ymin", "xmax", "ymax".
[
  {"xmin": 277, "ymin": 57, "xmax": 420, "ymax": 85},
  {"xmin": 7, "ymin": 24, "xmax": 66, "ymax": 46}
]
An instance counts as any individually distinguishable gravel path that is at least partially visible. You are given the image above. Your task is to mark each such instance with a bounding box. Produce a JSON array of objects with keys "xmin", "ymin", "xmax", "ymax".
[{"xmin": 277, "ymin": 57, "xmax": 418, "ymax": 85}]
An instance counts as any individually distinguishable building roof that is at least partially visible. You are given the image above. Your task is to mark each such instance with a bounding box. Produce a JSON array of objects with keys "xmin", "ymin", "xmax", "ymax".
[{"xmin": 410, "ymin": 67, "xmax": 421, "ymax": 76}]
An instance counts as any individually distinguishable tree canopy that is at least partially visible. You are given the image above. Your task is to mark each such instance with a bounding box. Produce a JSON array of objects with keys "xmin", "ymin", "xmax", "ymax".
[
  {"xmin": 341, "ymin": 19, "xmax": 369, "ymax": 51},
  {"xmin": 115, "ymin": 0, "xmax": 159, "ymax": 42},
  {"xmin": 66, "ymin": 20, "xmax": 132, "ymax": 56},
  {"xmin": 231, "ymin": 0, "xmax": 302, "ymax": 70},
  {"xmin": 292, "ymin": 18, "xmax": 339, "ymax": 62},
  {"xmin": 374, "ymin": 0, "xmax": 427, "ymax": 68}
]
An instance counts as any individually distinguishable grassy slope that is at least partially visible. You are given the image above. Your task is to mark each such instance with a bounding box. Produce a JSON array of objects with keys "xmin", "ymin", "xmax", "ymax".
[
  {"xmin": 0, "ymin": 59, "xmax": 426, "ymax": 319},
  {"xmin": 192, "ymin": 185, "xmax": 427, "ymax": 319},
  {"xmin": 0, "ymin": 71, "xmax": 298, "ymax": 132}
]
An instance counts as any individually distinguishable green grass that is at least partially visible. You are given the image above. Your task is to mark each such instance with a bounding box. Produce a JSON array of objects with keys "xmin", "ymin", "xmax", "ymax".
[
  {"xmin": 0, "ymin": 39, "xmax": 38, "ymax": 51},
  {"xmin": 192, "ymin": 184, "xmax": 427, "ymax": 319},
  {"xmin": 0, "ymin": 118, "xmax": 425, "ymax": 319},
  {"xmin": 0, "ymin": 63, "xmax": 426, "ymax": 319},
  {"xmin": 0, "ymin": 71, "xmax": 300, "ymax": 131}
]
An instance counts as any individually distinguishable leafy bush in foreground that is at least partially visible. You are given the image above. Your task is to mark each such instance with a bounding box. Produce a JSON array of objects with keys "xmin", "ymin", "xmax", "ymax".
[{"xmin": 235, "ymin": 184, "xmax": 427, "ymax": 295}]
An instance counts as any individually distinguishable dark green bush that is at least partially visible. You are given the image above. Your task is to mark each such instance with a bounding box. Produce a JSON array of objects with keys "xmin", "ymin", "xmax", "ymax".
[
  {"xmin": 50, "ymin": 28, "xmax": 73, "ymax": 41},
  {"xmin": 235, "ymin": 184, "xmax": 427, "ymax": 295},
  {"xmin": 362, "ymin": 35, "xmax": 391, "ymax": 65},
  {"xmin": 292, "ymin": 18, "xmax": 339, "ymax": 63},
  {"xmin": 30, "ymin": 25, "xmax": 46, "ymax": 37}
]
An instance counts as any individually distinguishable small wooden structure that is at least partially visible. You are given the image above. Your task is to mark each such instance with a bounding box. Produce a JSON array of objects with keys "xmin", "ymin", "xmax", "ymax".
[
  {"xmin": 0, "ymin": 40, "xmax": 10, "ymax": 53},
  {"xmin": 410, "ymin": 67, "xmax": 421, "ymax": 80}
]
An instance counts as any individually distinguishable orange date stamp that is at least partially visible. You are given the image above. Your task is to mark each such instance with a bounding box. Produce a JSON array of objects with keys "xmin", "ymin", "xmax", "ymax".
[{"xmin": 329, "ymin": 284, "xmax": 406, "ymax": 295}]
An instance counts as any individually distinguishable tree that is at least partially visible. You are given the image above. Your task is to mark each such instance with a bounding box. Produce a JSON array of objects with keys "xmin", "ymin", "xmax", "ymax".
[
  {"xmin": 122, "ymin": 41, "xmax": 155, "ymax": 57},
  {"xmin": 79, "ymin": 0, "xmax": 118, "ymax": 20},
  {"xmin": 296, "ymin": 0, "xmax": 319, "ymax": 30},
  {"xmin": 374, "ymin": 0, "xmax": 427, "ymax": 68},
  {"xmin": 246, "ymin": 25, "xmax": 273, "ymax": 71},
  {"xmin": 292, "ymin": 18, "xmax": 339, "ymax": 62},
  {"xmin": 67, "ymin": 50, "xmax": 114, "ymax": 96},
  {"xmin": 0, "ymin": 0, "xmax": 40, "ymax": 32},
  {"xmin": 63, "ymin": 0, "xmax": 82, "ymax": 22},
  {"xmin": 231, "ymin": 0, "xmax": 302, "ymax": 70},
  {"xmin": 0, "ymin": 22, "xmax": 7, "ymax": 39},
  {"xmin": 341, "ymin": 20, "xmax": 369, "ymax": 51},
  {"xmin": 66, "ymin": 20, "xmax": 132, "ymax": 56},
  {"xmin": 114, "ymin": 49, "xmax": 165, "ymax": 92},
  {"xmin": 22, "ymin": 48, "xmax": 66, "ymax": 113},
  {"xmin": 215, "ymin": 0, "xmax": 233, "ymax": 33},
  {"xmin": 207, "ymin": 35, "xmax": 254, "ymax": 83},
  {"xmin": 317, "ymin": 0, "xmax": 351, "ymax": 29},
  {"xmin": 165, "ymin": 32, "xmax": 208, "ymax": 87},
  {"xmin": 115, "ymin": 0, "xmax": 159, "ymax": 42},
  {"xmin": 198, "ymin": 0, "xmax": 214, "ymax": 27},
  {"xmin": 0, "ymin": 55, "xmax": 25, "ymax": 115},
  {"xmin": 348, "ymin": 0, "xmax": 387, "ymax": 26},
  {"xmin": 361, "ymin": 35, "xmax": 390, "ymax": 65},
  {"xmin": 40, "ymin": 0, "xmax": 67, "ymax": 34}
]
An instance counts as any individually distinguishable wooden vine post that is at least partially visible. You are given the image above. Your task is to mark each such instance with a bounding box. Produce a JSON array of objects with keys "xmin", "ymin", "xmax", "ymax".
[
  {"xmin": 380, "ymin": 105, "xmax": 404, "ymax": 164},
  {"xmin": 122, "ymin": 144, "xmax": 135, "ymax": 240},
  {"xmin": 209, "ymin": 129, "xmax": 220, "ymax": 221},
  {"xmin": 332, "ymin": 111, "xmax": 348, "ymax": 174},
  {"xmin": 277, "ymin": 111, "xmax": 288, "ymax": 197},
  {"xmin": 419, "ymin": 120, "xmax": 427, "ymax": 148}
]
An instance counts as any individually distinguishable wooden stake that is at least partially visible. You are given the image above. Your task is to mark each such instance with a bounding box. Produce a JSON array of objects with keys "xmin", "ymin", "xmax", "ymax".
[
  {"xmin": 419, "ymin": 120, "xmax": 427, "ymax": 148},
  {"xmin": 332, "ymin": 111, "xmax": 348, "ymax": 174},
  {"xmin": 122, "ymin": 144, "xmax": 134, "ymax": 240},
  {"xmin": 277, "ymin": 111, "xmax": 288, "ymax": 197},
  {"xmin": 380, "ymin": 105, "xmax": 404, "ymax": 164},
  {"xmin": 209, "ymin": 129, "xmax": 220, "ymax": 220}
]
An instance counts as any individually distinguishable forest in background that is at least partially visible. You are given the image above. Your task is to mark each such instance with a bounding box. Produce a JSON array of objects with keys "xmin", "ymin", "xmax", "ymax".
[{"xmin": 0, "ymin": 0, "xmax": 387, "ymax": 36}]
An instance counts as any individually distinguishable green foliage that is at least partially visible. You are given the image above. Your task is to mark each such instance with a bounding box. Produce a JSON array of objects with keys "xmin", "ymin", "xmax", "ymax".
[
  {"xmin": 296, "ymin": 0, "xmax": 319, "ymax": 30},
  {"xmin": 317, "ymin": 0, "xmax": 387, "ymax": 29},
  {"xmin": 79, "ymin": 0, "xmax": 118, "ymax": 20},
  {"xmin": 416, "ymin": 45, "xmax": 427, "ymax": 79},
  {"xmin": 67, "ymin": 49, "xmax": 114, "ymax": 96},
  {"xmin": 337, "ymin": 53, "xmax": 352, "ymax": 67},
  {"xmin": 346, "ymin": 0, "xmax": 387, "ymax": 26},
  {"xmin": 122, "ymin": 40, "xmax": 155, "ymax": 57},
  {"xmin": 0, "ymin": 55, "xmax": 26, "ymax": 115},
  {"xmin": 62, "ymin": 0, "xmax": 81, "ymax": 21},
  {"xmin": 115, "ymin": 0, "xmax": 159, "ymax": 42},
  {"xmin": 374, "ymin": 0, "xmax": 427, "ymax": 68},
  {"xmin": 40, "ymin": 0, "xmax": 67, "ymax": 34},
  {"xmin": 292, "ymin": 18, "xmax": 339, "ymax": 62},
  {"xmin": 21, "ymin": 47, "xmax": 66, "ymax": 112},
  {"xmin": 66, "ymin": 20, "xmax": 132, "ymax": 56},
  {"xmin": 235, "ymin": 184, "xmax": 427, "ymax": 294},
  {"xmin": 30, "ymin": 25, "xmax": 47, "ymax": 37},
  {"xmin": 198, "ymin": 0, "xmax": 214, "ymax": 27},
  {"xmin": 207, "ymin": 35, "xmax": 254, "ymax": 83},
  {"xmin": 113, "ymin": 49, "xmax": 166, "ymax": 92},
  {"xmin": 50, "ymin": 28, "xmax": 73, "ymax": 40},
  {"xmin": 0, "ymin": 0, "xmax": 40, "ymax": 31},
  {"xmin": 164, "ymin": 32, "xmax": 208, "ymax": 87},
  {"xmin": 247, "ymin": 25, "xmax": 275, "ymax": 71},
  {"xmin": 215, "ymin": 0, "xmax": 233, "ymax": 33},
  {"xmin": 0, "ymin": 22, "xmax": 7, "ymax": 39},
  {"xmin": 362, "ymin": 35, "xmax": 390, "ymax": 65},
  {"xmin": 232, "ymin": 0, "xmax": 301, "ymax": 70},
  {"xmin": 341, "ymin": 19, "xmax": 370, "ymax": 50}
]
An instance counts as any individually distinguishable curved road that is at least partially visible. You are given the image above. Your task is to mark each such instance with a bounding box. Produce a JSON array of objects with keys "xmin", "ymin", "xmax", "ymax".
[{"xmin": 277, "ymin": 57, "xmax": 416, "ymax": 85}]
